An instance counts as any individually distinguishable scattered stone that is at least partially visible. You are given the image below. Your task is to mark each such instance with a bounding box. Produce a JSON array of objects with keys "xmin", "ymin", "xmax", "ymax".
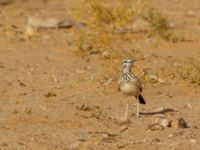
[
  {"xmin": 101, "ymin": 78, "xmax": 113, "ymax": 86},
  {"xmin": 166, "ymin": 92, "xmax": 174, "ymax": 98},
  {"xmin": 57, "ymin": 19, "xmax": 77, "ymax": 28},
  {"xmin": 117, "ymin": 143, "xmax": 128, "ymax": 149},
  {"xmin": 168, "ymin": 134, "xmax": 174, "ymax": 138},
  {"xmin": 185, "ymin": 103, "xmax": 192, "ymax": 109},
  {"xmin": 155, "ymin": 117, "xmax": 170, "ymax": 128},
  {"xmin": 44, "ymin": 92, "xmax": 57, "ymax": 98},
  {"xmin": 25, "ymin": 108, "xmax": 32, "ymax": 114},
  {"xmin": 143, "ymin": 68, "xmax": 165, "ymax": 84},
  {"xmin": 133, "ymin": 138, "xmax": 147, "ymax": 144},
  {"xmin": 68, "ymin": 142, "xmax": 82, "ymax": 150},
  {"xmin": 25, "ymin": 16, "xmax": 58, "ymax": 36},
  {"xmin": 170, "ymin": 117, "xmax": 187, "ymax": 128},
  {"xmin": 190, "ymin": 139, "xmax": 197, "ymax": 143},
  {"xmin": 19, "ymin": 81, "xmax": 26, "ymax": 87},
  {"xmin": 168, "ymin": 22, "xmax": 175, "ymax": 29},
  {"xmin": 102, "ymin": 133, "xmax": 109, "ymax": 139},
  {"xmin": 119, "ymin": 118, "xmax": 131, "ymax": 125},
  {"xmin": 18, "ymin": 92, "xmax": 27, "ymax": 96},
  {"xmin": 148, "ymin": 123, "xmax": 164, "ymax": 131},
  {"xmin": 186, "ymin": 10, "xmax": 196, "ymax": 17},
  {"xmin": 27, "ymin": 16, "xmax": 58, "ymax": 29},
  {"xmin": 76, "ymin": 69, "xmax": 85, "ymax": 74},
  {"xmin": 102, "ymin": 50, "xmax": 110, "ymax": 59},
  {"xmin": 76, "ymin": 104, "xmax": 91, "ymax": 111},
  {"xmin": 151, "ymin": 138, "xmax": 160, "ymax": 144},
  {"xmin": 120, "ymin": 125, "xmax": 128, "ymax": 133},
  {"xmin": 26, "ymin": 16, "xmax": 77, "ymax": 36}
]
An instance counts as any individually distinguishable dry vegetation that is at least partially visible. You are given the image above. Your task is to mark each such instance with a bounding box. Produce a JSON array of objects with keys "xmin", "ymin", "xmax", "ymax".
[
  {"xmin": 67, "ymin": 0, "xmax": 184, "ymax": 82},
  {"xmin": 68, "ymin": 0, "xmax": 144, "ymax": 58},
  {"xmin": 179, "ymin": 56, "xmax": 200, "ymax": 84},
  {"xmin": 68, "ymin": 0, "xmax": 182, "ymax": 59}
]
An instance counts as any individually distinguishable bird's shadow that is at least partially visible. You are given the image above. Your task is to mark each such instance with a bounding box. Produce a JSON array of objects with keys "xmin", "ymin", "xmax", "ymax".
[{"xmin": 140, "ymin": 108, "xmax": 177, "ymax": 116}]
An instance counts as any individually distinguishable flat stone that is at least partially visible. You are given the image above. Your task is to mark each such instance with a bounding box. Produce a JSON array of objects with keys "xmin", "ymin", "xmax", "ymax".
[{"xmin": 148, "ymin": 123, "xmax": 164, "ymax": 131}]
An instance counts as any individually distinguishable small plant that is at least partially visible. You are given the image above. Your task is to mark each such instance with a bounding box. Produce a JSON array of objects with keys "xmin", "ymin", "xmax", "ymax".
[
  {"xmin": 178, "ymin": 56, "xmax": 200, "ymax": 84},
  {"xmin": 143, "ymin": 11, "xmax": 169, "ymax": 33},
  {"xmin": 142, "ymin": 10, "xmax": 176, "ymax": 42}
]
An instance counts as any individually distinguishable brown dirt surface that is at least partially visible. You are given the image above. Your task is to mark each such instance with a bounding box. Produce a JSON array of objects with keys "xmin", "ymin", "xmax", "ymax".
[{"xmin": 0, "ymin": 0, "xmax": 200, "ymax": 149}]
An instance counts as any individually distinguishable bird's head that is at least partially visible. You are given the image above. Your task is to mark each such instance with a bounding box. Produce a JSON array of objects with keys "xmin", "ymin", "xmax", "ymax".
[{"xmin": 122, "ymin": 59, "xmax": 136, "ymax": 73}]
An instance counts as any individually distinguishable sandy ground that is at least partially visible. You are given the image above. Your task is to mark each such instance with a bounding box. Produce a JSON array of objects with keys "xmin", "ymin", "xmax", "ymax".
[{"xmin": 0, "ymin": 0, "xmax": 200, "ymax": 149}]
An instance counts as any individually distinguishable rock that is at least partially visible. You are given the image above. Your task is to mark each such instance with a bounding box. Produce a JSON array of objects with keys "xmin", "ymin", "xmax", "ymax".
[
  {"xmin": 69, "ymin": 142, "xmax": 82, "ymax": 150},
  {"xmin": 170, "ymin": 118, "xmax": 187, "ymax": 128},
  {"xmin": 19, "ymin": 80, "xmax": 26, "ymax": 87},
  {"xmin": 101, "ymin": 132, "xmax": 117, "ymax": 142},
  {"xmin": 168, "ymin": 134, "xmax": 174, "ymax": 138},
  {"xmin": 27, "ymin": 16, "xmax": 59, "ymax": 29},
  {"xmin": 168, "ymin": 22, "xmax": 175, "ymax": 29},
  {"xmin": 102, "ymin": 50, "xmax": 110, "ymax": 59},
  {"xmin": 190, "ymin": 139, "xmax": 197, "ymax": 143},
  {"xmin": 57, "ymin": 19, "xmax": 76, "ymax": 28},
  {"xmin": 44, "ymin": 92, "xmax": 57, "ymax": 98},
  {"xmin": 143, "ymin": 68, "xmax": 165, "ymax": 84},
  {"xmin": 151, "ymin": 138, "xmax": 160, "ymax": 144},
  {"xmin": 148, "ymin": 123, "xmax": 164, "ymax": 131},
  {"xmin": 25, "ymin": 17, "xmax": 76, "ymax": 36},
  {"xmin": 76, "ymin": 104, "xmax": 91, "ymax": 111},
  {"xmin": 102, "ymin": 133, "xmax": 109, "ymax": 139},
  {"xmin": 186, "ymin": 10, "xmax": 196, "ymax": 17},
  {"xmin": 26, "ymin": 16, "xmax": 58, "ymax": 36},
  {"xmin": 25, "ymin": 108, "xmax": 32, "ymax": 114},
  {"xmin": 155, "ymin": 117, "xmax": 170, "ymax": 128},
  {"xmin": 120, "ymin": 125, "xmax": 128, "ymax": 133},
  {"xmin": 185, "ymin": 103, "xmax": 192, "ymax": 109}
]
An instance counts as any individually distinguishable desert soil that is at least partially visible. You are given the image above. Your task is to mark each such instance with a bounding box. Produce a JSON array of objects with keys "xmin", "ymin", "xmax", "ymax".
[{"xmin": 0, "ymin": 0, "xmax": 200, "ymax": 149}]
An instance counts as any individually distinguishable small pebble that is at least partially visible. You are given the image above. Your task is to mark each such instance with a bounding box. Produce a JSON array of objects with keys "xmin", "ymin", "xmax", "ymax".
[
  {"xmin": 190, "ymin": 139, "xmax": 197, "ymax": 143},
  {"xmin": 102, "ymin": 50, "xmax": 110, "ymax": 59},
  {"xmin": 120, "ymin": 125, "xmax": 128, "ymax": 132},
  {"xmin": 186, "ymin": 10, "xmax": 196, "ymax": 17},
  {"xmin": 168, "ymin": 134, "xmax": 174, "ymax": 138},
  {"xmin": 170, "ymin": 117, "xmax": 187, "ymax": 128},
  {"xmin": 148, "ymin": 123, "xmax": 164, "ymax": 131}
]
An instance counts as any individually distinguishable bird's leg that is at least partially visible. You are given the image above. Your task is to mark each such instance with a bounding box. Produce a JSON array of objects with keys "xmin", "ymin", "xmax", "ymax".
[
  {"xmin": 124, "ymin": 96, "xmax": 129, "ymax": 121},
  {"xmin": 136, "ymin": 97, "xmax": 140, "ymax": 118}
]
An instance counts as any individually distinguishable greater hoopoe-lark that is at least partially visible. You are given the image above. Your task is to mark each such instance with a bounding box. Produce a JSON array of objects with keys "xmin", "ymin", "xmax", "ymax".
[{"xmin": 118, "ymin": 59, "xmax": 146, "ymax": 120}]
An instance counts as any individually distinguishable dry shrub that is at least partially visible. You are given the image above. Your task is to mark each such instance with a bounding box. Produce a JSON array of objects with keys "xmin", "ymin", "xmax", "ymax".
[
  {"xmin": 67, "ymin": 1, "xmax": 182, "ymax": 82},
  {"xmin": 179, "ymin": 56, "xmax": 200, "ymax": 84},
  {"xmin": 142, "ymin": 10, "xmax": 169, "ymax": 35},
  {"xmin": 142, "ymin": 9, "xmax": 182, "ymax": 42},
  {"xmin": 68, "ymin": 0, "xmax": 144, "ymax": 58}
]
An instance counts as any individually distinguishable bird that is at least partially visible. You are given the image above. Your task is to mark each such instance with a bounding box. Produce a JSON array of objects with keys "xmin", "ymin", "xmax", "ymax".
[{"xmin": 118, "ymin": 59, "xmax": 146, "ymax": 120}]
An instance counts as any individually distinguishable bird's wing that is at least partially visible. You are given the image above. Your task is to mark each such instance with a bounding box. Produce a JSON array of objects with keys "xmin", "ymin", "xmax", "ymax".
[{"xmin": 131, "ymin": 75, "xmax": 143, "ymax": 92}]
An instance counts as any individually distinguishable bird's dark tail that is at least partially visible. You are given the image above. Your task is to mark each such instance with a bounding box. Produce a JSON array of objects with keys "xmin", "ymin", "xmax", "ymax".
[{"xmin": 138, "ymin": 95, "xmax": 146, "ymax": 104}]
